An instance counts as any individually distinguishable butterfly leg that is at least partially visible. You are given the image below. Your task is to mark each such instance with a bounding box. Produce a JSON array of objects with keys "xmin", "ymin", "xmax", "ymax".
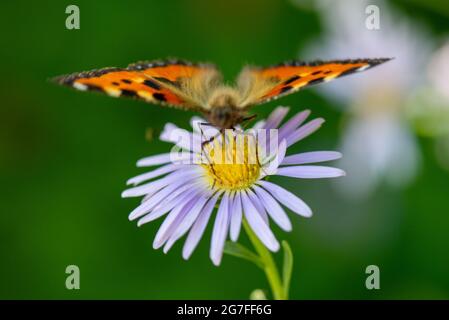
[
  {"xmin": 201, "ymin": 129, "xmax": 225, "ymax": 149},
  {"xmin": 201, "ymin": 135, "xmax": 215, "ymax": 148},
  {"xmin": 198, "ymin": 122, "xmax": 214, "ymax": 127},
  {"xmin": 197, "ymin": 122, "xmax": 218, "ymax": 147},
  {"xmin": 249, "ymin": 129, "xmax": 270, "ymax": 176},
  {"xmin": 198, "ymin": 123, "xmax": 220, "ymax": 188}
]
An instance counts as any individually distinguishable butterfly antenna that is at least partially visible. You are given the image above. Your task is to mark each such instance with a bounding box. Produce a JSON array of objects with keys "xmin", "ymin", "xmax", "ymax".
[{"xmin": 241, "ymin": 114, "xmax": 258, "ymax": 130}]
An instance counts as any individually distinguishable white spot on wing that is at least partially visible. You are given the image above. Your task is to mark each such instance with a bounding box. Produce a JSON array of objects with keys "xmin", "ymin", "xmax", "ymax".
[
  {"xmin": 137, "ymin": 91, "xmax": 154, "ymax": 101},
  {"xmin": 105, "ymin": 88, "xmax": 121, "ymax": 97},
  {"xmin": 324, "ymin": 73, "xmax": 339, "ymax": 82},
  {"xmin": 73, "ymin": 82, "xmax": 88, "ymax": 91},
  {"xmin": 357, "ymin": 65, "xmax": 370, "ymax": 72}
]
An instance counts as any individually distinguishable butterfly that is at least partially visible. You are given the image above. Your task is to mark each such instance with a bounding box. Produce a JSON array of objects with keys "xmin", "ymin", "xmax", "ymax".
[{"xmin": 53, "ymin": 58, "xmax": 391, "ymax": 130}]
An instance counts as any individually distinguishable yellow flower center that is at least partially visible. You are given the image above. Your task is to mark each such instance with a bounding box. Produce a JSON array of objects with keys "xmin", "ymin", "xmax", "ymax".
[{"xmin": 201, "ymin": 133, "xmax": 262, "ymax": 191}]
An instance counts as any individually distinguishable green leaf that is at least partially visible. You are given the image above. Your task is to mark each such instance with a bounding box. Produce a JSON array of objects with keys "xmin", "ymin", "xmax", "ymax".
[
  {"xmin": 282, "ymin": 241, "xmax": 293, "ymax": 299},
  {"xmin": 223, "ymin": 241, "xmax": 264, "ymax": 269},
  {"xmin": 249, "ymin": 289, "xmax": 267, "ymax": 300}
]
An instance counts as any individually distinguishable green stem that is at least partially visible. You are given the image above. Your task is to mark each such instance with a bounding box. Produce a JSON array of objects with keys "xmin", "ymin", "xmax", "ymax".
[{"xmin": 242, "ymin": 219, "xmax": 286, "ymax": 300}]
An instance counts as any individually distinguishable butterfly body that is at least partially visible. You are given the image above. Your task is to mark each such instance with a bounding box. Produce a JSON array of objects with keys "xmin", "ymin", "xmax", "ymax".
[
  {"xmin": 53, "ymin": 58, "xmax": 391, "ymax": 130},
  {"xmin": 205, "ymin": 87, "xmax": 244, "ymax": 128}
]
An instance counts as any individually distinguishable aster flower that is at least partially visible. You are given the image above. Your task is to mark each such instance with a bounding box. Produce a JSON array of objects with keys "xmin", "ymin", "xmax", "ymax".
[{"xmin": 122, "ymin": 106, "xmax": 344, "ymax": 266}]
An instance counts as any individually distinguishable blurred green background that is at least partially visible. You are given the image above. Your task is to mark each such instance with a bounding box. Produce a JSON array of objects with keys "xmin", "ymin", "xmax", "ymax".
[{"xmin": 1, "ymin": 0, "xmax": 449, "ymax": 299}]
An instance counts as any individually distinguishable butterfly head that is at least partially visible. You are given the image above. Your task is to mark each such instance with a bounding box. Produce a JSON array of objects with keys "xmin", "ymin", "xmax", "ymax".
[{"xmin": 206, "ymin": 88, "xmax": 244, "ymax": 129}]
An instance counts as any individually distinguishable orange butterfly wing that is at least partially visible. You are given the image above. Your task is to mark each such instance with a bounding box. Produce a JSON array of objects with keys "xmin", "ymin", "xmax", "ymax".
[
  {"xmin": 53, "ymin": 60, "xmax": 217, "ymax": 111},
  {"xmin": 239, "ymin": 58, "xmax": 391, "ymax": 107}
]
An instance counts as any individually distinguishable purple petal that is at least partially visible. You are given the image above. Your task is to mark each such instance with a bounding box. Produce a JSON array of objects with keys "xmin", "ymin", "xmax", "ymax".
[
  {"xmin": 258, "ymin": 180, "xmax": 312, "ymax": 217},
  {"xmin": 286, "ymin": 118, "xmax": 325, "ymax": 147},
  {"xmin": 190, "ymin": 116, "xmax": 207, "ymax": 133},
  {"xmin": 193, "ymin": 122, "xmax": 220, "ymax": 140},
  {"xmin": 122, "ymin": 167, "xmax": 199, "ymax": 198},
  {"xmin": 141, "ymin": 190, "xmax": 158, "ymax": 204},
  {"xmin": 160, "ymin": 123, "xmax": 202, "ymax": 153},
  {"xmin": 136, "ymin": 151, "xmax": 193, "ymax": 167},
  {"xmin": 282, "ymin": 151, "xmax": 342, "ymax": 165},
  {"xmin": 159, "ymin": 123, "xmax": 178, "ymax": 141},
  {"xmin": 241, "ymin": 192, "xmax": 280, "ymax": 252},
  {"xmin": 127, "ymin": 163, "xmax": 180, "ymax": 185},
  {"xmin": 153, "ymin": 194, "xmax": 199, "ymax": 249},
  {"xmin": 253, "ymin": 185, "xmax": 292, "ymax": 231},
  {"xmin": 263, "ymin": 107, "xmax": 289, "ymax": 129},
  {"xmin": 127, "ymin": 178, "xmax": 195, "ymax": 220},
  {"xmin": 246, "ymin": 189, "xmax": 268, "ymax": 225},
  {"xmin": 278, "ymin": 109, "xmax": 310, "ymax": 141},
  {"xmin": 252, "ymin": 120, "xmax": 266, "ymax": 130},
  {"xmin": 128, "ymin": 183, "xmax": 187, "ymax": 221},
  {"xmin": 230, "ymin": 192, "xmax": 242, "ymax": 242},
  {"xmin": 262, "ymin": 139, "xmax": 287, "ymax": 176},
  {"xmin": 137, "ymin": 184, "xmax": 201, "ymax": 225},
  {"xmin": 277, "ymin": 139, "xmax": 287, "ymax": 168},
  {"xmin": 182, "ymin": 191, "xmax": 223, "ymax": 260},
  {"xmin": 163, "ymin": 193, "xmax": 210, "ymax": 252},
  {"xmin": 276, "ymin": 165, "xmax": 346, "ymax": 179},
  {"xmin": 136, "ymin": 153, "xmax": 173, "ymax": 167},
  {"xmin": 210, "ymin": 193, "xmax": 231, "ymax": 266},
  {"xmin": 122, "ymin": 178, "xmax": 168, "ymax": 198}
]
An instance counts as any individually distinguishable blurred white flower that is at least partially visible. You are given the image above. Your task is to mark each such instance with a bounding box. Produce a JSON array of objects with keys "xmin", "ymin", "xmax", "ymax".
[
  {"xmin": 427, "ymin": 41, "xmax": 449, "ymax": 101},
  {"xmin": 406, "ymin": 40, "xmax": 449, "ymax": 138},
  {"xmin": 303, "ymin": 0, "xmax": 433, "ymax": 198},
  {"xmin": 420, "ymin": 41, "xmax": 449, "ymax": 171},
  {"xmin": 339, "ymin": 113, "xmax": 419, "ymax": 197}
]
